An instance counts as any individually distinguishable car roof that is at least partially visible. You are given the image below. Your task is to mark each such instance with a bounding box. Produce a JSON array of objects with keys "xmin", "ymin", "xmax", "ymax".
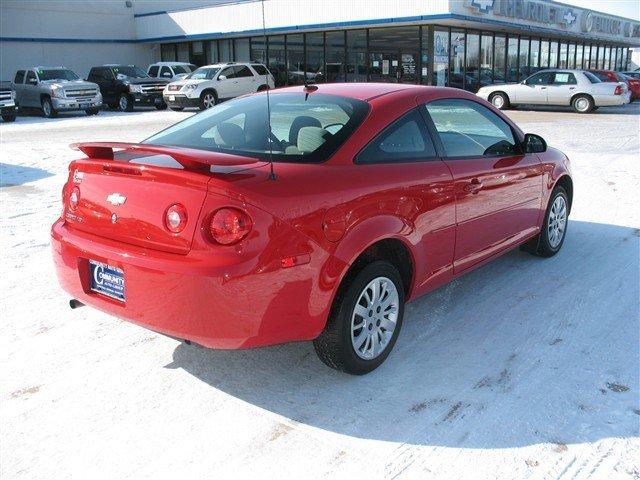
[
  {"xmin": 151, "ymin": 62, "xmax": 194, "ymax": 66},
  {"xmin": 272, "ymin": 83, "xmax": 471, "ymax": 102}
]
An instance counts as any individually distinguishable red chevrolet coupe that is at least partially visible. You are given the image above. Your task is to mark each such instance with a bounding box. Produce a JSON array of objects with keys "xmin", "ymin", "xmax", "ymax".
[{"xmin": 52, "ymin": 83, "xmax": 572, "ymax": 374}]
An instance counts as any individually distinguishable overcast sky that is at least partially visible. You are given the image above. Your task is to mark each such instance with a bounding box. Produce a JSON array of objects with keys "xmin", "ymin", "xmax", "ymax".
[{"xmin": 560, "ymin": 0, "xmax": 640, "ymax": 21}]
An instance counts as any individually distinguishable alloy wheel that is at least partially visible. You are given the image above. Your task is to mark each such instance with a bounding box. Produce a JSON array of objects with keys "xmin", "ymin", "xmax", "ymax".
[
  {"xmin": 42, "ymin": 101, "xmax": 51, "ymax": 117},
  {"xmin": 575, "ymin": 98, "xmax": 589, "ymax": 112},
  {"xmin": 203, "ymin": 93, "xmax": 216, "ymax": 109},
  {"xmin": 119, "ymin": 96, "xmax": 128, "ymax": 111},
  {"xmin": 548, "ymin": 195, "xmax": 567, "ymax": 248},
  {"xmin": 350, "ymin": 276, "xmax": 399, "ymax": 360},
  {"xmin": 492, "ymin": 95, "xmax": 505, "ymax": 109}
]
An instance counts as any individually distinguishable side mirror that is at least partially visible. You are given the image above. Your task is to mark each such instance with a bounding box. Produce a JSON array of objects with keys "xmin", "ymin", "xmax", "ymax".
[
  {"xmin": 218, "ymin": 75, "xmax": 227, "ymax": 81},
  {"xmin": 523, "ymin": 133, "xmax": 547, "ymax": 153}
]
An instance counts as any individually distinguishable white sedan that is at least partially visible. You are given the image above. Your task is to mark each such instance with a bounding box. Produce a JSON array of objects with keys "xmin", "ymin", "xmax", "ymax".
[{"xmin": 477, "ymin": 69, "xmax": 631, "ymax": 113}]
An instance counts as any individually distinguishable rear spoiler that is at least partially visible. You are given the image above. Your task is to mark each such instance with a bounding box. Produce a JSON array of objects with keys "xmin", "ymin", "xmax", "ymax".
[{"xmin": 70, "ymin": 142, "xmax": 260, "ymax": 172}]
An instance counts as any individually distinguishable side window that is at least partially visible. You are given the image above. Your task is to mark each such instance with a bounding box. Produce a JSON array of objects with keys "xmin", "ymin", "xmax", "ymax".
[
  {"xmin": 159, "ymin": 66, "xmax": 172, "ymax": 78},
  {"xmin": 25, "ymin": 70, "xmax": 37, "ymax": 84},
  {"xmin": 148, "ymin": 66, "xmax": 159, "ymax": 77},
  {"xmin": 356, "ymin": 109, "xmax": 436, "ymax": 164},
  {"xmin": 553, "ymin": 72, "xmax": 577, "ymax": 85},
  {"xmin": 14, "ymin": 70, "xmax": 25, "ymax": 83},
  {"xmin": 234, "ymin": 65, "xmax": 253, "ymax": 78},
  {"xmin": 425, "ymin": 99, "xmax": 518, "ymax": 158},
  {"xmin": 525, "ymin": 72, "xmax": 552, "ymax": 85},
  {"xmin": 251, "ymin": 64, "xmax": 268, "ymax": 76},
  {"xmin": 219, "ymin": 67, "xmax": 235, "ymax": 79}
]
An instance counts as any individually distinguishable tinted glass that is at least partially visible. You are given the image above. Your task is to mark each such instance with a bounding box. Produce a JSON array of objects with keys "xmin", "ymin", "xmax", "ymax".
[
  {"xmin": 26, "ymin": 71, "xmax": 37, "ymax": 83},
  {"xmin": 425, "ymin": 99, "xmax": 518, "ymax": 158},
  {"xmin": 14, "ymin": 71, "xmax": 25, "ymax": 83},
  {"xmin": 38, "ymin": 69, "xmax": 79, "ymax": 81},
  {"xmin": 144, "ymin": 93, "xmax": 369, "ymax": 163},
  {"xmin": 357, "ymin": 109, "xmax": 436, "ymax": 164},
  {"xmin": 233, "ymin": 65, "xmax": 253, "ymax": 78},
  {"xmin": 172, "ymin": 65, "xmax": 188, "ymax": 74},
  {"xmin": 160, "ymin": 66, "xmax": 172, "ymax": 77},
  {"xmin": 148, "ymin": 66, "xmax": 159, "ymax": 76},
  {"xmin": 251, "ymin": 64, "xmax": 268, "ymax": 76},
  {"xmin": 110, "ymin": 66, "xmax": 148, "ymax": 78},
  {"xmin": 525, "ymin": 72, "xmax": 553, "ymax": 85},
  {"xmin": 584, "ymin": 71, "xmax": 602, "ymax": 83},
  {"xmin": 219, "ymin": 67, "xmax": 235, "ymax": 79}
]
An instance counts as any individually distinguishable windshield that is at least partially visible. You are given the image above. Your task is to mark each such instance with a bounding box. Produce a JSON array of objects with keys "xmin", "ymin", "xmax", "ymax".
[
  {"xmin": 38, "ymin": 69, "xmax": 79, "ymax": 81},
  {"xmin": 110, "ymin": 66, "xmax": 148, "ymax": 78},
  {"xmin": 187, "ymin": 67, "xmax": 220, "ymax": 80},
  {"xmin": 144, "ymin": 93, "xmax": 369, "ymax": 163}
]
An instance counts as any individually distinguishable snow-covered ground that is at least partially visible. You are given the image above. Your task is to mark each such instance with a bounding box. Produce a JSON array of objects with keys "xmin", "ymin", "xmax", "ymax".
[{"xmin": 1, "ymin": 104, "xmax": 639, "ymax": 480}]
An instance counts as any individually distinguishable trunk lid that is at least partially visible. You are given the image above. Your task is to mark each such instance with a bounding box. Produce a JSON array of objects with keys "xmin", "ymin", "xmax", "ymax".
[{"xmin": 64, "ymin": 143, "xmax": 266, "ymax": 254}]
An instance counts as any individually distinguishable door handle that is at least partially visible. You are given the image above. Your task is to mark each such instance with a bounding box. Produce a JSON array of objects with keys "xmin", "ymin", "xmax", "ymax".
[
  {"xmin": 541, "ymin": 87, "xmax": 547, "ymax": 89},
  {"xmin": 569, "ymin": 87, "xmax": 575, "ymax": 90},
  {"xmin": 464, "ymin": 178, "xmax": 483, "ymax": 194}
]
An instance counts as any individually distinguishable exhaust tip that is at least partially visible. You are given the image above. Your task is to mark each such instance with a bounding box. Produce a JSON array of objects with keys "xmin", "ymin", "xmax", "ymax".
[{"xmin": 69, "ymin": 299, "xmax": 85, "ymax": 309}]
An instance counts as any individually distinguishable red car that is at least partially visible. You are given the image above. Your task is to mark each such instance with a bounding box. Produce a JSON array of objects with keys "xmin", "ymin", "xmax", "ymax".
[
  {"xmin": 51, "ymin": 84, "xmax": 572, "ymax": 374},
  {"xmin": 590, "ymin": 69, "xmax": 640, "ymax": 101}
]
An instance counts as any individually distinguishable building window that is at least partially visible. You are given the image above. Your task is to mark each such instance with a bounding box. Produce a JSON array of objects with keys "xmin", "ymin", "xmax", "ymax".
[
  {"xmin": 530, "ymin": 39, "xmax": 540, "ymax": 72},
  {"xmin": 161, "ymin": 43, "xmax": 177, "ymax": 61},
  {"xmin": 582, "ymin": 44, "xmax": 590, "ymax": 69},
  {"xmin": 250, "ymin": 37, "xmax": 266, "ymax": 64},
  {"xmin": 190, "ymin": 41, "xmax": 207, "ymax": 67},
  {"xmin": 558, "ymin": 42, "xmax": 567, "ymax": 68},
  {"xmin": 306, "ymin": 32, "xmax": 324, "ymax": 83},
  {"xmin": 576, "ymin": 44, "xmax": 584, "ymax": 69},
  {"xmin": 234, "ymin": 38, "xmax": 250, "ymax": 62},
  {"xmin": 507, "ymin": 36, "xmax": 518, "ymax": 82},
  {"xmin": 286, "ymin": 34, "xmax": 305, "ymax": 85},
  {"xmin": 549, "ymin": 40, "xmax": 558, "ymax": 68},
  {"xmin": 465, "ymin": 31, "xmax": 480, "ymax": 91},
  {"xmin": 567, "ymin": 43, "xmax": 576, "ymax": 69},
  {"xmin": 268, "ymin": 36, "xmax": 286, "ymax": 86},
  {"xmin": 450, "ymin": 29, "xmax": 465, "ymax": 89},
  {"xmin": 325, "ymin": 31, "xmax": 345, "ymax": 82},
  {"xmin": 540, "ymin": 40, "xmax": 549, "ymax": 68},
  {"xmin": 433, "ymin": 28, "xmax": 449, "ymax": 87},
  {"xmin": 346, "ymin": 29, "xmax": 366, "ymax": 82},
  {"xmin": 421, "ymin": 26, "xmax": 429, "ymax": 85},
  {"xmin": 493, "ymin": 34, "xmax": 506, "ymax": 83},
  {"xmin": 369, "ymin": 26, "xmax": 420, "ymax": 84},
  {"xmin": 177, "ymin": 43, "xmax": 189, "ymax": 63},
  {"xmin": 518, "ymin": 37, "xmax": 529, "ymax": 79},
  {"xmin": 480, "ymin": 33, "xmax": 493, "ymax": 86}
]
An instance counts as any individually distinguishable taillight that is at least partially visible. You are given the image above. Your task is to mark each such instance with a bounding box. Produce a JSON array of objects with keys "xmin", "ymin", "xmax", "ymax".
[
  {"xmin": 208, "ymin": 208, "xmax": 252, "ymax": 245},
  {"xmin": 69, "ymin": 186, "xmax": 80, "ymax": 211},
  {"xmin": 165, "ymin": 203, "xmax": 187, "ymax": 233},
  {"xmin": 614, "ymin": 85, "xmax": 623, "ymax": 95}
]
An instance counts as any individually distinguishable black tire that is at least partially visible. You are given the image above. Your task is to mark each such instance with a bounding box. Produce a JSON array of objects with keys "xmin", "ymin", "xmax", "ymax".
[
  {"xmin": 41, "ymin": 97, "xmax": 57, "ymax": 118},
  {"xmin": 199, "ymin": 90, "xmax": 217, "ymax": 110},
  {"xmin": 155, "ymin": 102, "xmax": 168, "ymax": 110},
  {"xmin": 489, "ymin": 92, "xmax": 510, "ymax": 110},
  {"xmin": 107, "ymin": 102, "xmax": 118, "ymax": 110},
  {"xmin": 572, "ymin": 95, "xmax": 594, "ymax": 113},
  {"xmin": 313, "ymin": 260, "xmax": 405, "ymax": 375},
  {"xmin": 2, "ymin": 114, "xmax": 16, "ymax": 122},
  {"xmin": 85, "ymin": 107, "xmax": 100, "ymax": 116},
  {"xmin": 528, "ymin": 186, "xmax": 569, "ymax": 257},
  {"xmin": 169, "ymin": 106, "xmax": 184, "ymax": 111},
  {"xmin": 118, "ymin": 93, "xmax": 133, "ymax": 112}
]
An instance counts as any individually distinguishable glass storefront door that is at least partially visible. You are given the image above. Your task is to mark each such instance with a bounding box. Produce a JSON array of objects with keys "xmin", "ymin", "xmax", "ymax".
[{"xmin": 369, "ymin": 26, "xmax": 420, "ymax": 83}]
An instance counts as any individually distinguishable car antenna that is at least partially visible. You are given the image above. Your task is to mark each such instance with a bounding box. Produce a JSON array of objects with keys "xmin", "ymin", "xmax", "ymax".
[{"xmin": 261, "ymin": 0, "xmax": 276, "ymax": 181}]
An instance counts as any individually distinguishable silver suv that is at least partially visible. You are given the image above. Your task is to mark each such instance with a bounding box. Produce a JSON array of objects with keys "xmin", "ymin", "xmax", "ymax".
[{"xmin": 13, "ymin": 67, "xmax": 102, "ymax": 118}]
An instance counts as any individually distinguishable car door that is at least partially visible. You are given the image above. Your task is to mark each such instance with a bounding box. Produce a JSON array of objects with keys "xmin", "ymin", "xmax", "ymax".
[
  {"xmin": 232, "ymin": 65, "xmax": 258, "ymax": 94},
  {"xmin": 546, "ymin": 72, "xmax": 578, "ymax": 105},
  {"xmin": 217, "ymin": 66, "xmax": 238, "ymax": 98},
  {"xmin": 423, "ymin": 98, "xmax": 544, "ymax": 273},
  {"xmin": 24, "ymin": 70, "xmax": 39, "ymax": 107},
  {"xmin": 515, "ymin": 71, "xmax": 553, "ymax": 104}
]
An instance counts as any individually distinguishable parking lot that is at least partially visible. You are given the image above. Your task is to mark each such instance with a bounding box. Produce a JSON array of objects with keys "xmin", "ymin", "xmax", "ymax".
[{"xmin": 1, "ymin": 103, "xmax": 638, "ymax": 479}]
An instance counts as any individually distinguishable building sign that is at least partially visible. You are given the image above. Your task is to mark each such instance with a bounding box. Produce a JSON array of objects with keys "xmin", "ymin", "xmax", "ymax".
[
  {"xmin": 465, "ymin": 0, "xmax": 640, "ymax": 39},
  {"xmin": 466, "ymin": 0, "xmax": 576, "ymax": 28}
]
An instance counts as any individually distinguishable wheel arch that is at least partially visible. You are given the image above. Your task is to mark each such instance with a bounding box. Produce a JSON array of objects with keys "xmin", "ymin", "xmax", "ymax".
[
  {"xmin": 570, "ymin": 92, "xmax": 594, "ymax": 107},
  {"xmin": 489, "ymin": 90, "xmax": 511, "ymax": 105},
  {"xmin": 554, "ymin": 174, "xmax": 574, "ymax": 213}
]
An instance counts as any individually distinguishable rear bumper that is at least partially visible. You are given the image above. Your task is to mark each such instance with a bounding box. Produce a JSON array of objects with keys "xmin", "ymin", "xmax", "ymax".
[
  {"xmin": 594, "ymin": 93, "xmax": 630, "ymax": 106},
  {"xmin": 51, "ymin": 217, "xmax": 333, "ymax": 349}
]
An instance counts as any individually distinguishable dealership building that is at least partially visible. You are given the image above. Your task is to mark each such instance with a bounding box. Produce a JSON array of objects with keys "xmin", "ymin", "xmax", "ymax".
[{"xmin": 2, "ymin": 0, "xmax": 639, "ymax": 91}]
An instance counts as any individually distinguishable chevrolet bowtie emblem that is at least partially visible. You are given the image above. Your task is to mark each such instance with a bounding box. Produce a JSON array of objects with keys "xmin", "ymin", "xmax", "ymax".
[{"xmin": 106, "ymin": 193, "xmax": 127, "ymax": 206}]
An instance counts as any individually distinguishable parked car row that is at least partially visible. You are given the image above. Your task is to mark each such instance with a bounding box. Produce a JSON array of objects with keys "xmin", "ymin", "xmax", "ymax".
[{"xmin": 477, "ymin": 68, "xmax": 634, "ymax": 113}]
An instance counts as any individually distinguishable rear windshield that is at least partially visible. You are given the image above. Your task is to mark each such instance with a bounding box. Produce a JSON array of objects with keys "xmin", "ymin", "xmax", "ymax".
[
  {"xmin": 187, "ymin": 67, "xmax": 220, "ymax": 80},
  {"xmin": 144, "ymin": 93, "xmax": 369, "ymax": 163},
  {"xmin": 38, "ymin": 69, "xmax": 79, "ymax": 81},
  {"xmin": 584, "ymin": 71, "xmax": 602, "ymax": 84}
]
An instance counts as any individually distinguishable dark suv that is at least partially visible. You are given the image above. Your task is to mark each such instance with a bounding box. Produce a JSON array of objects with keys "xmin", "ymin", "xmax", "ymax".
[{"xmin": 87, "ymin": 65, "xmax": 169, "ymax": 112}]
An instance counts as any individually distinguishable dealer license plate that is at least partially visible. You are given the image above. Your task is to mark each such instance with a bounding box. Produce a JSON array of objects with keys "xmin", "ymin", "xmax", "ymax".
[{"xmin": 89, "ymin": 260, "xmax": 125, "ymax": 302}]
